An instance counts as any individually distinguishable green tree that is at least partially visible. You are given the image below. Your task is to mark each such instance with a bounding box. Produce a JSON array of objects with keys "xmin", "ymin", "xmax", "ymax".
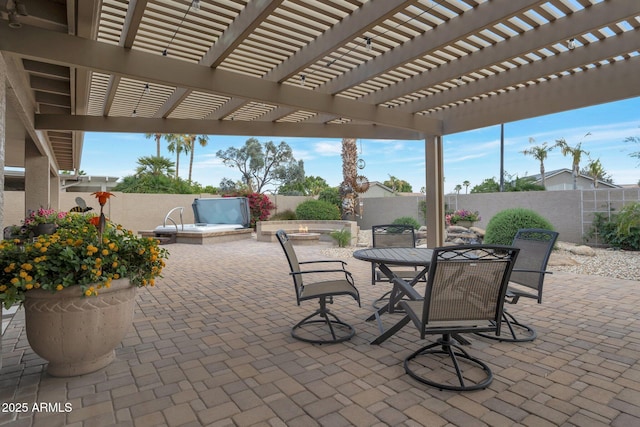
[
  {"xmin": 135, "ymin": 156, "xmax": 175, "ymax": 177},
  {"xmin": 471, "ymin": 178, "xmax": 500, "ymax": 193},
  {"xmin": 462, "ymin": 180, "xmax": 470, "ymax": 194},
  {"xmin": 555, "ymin": 134, "xmax": 590, "ymax": 190},
  {"xmin": 522, "ymin": 137, "xmax": 553, "ymax": 188},
  {"xmin": 278, "ymin": 175, "xmax": 329, "ymax": 196},
  {"xmin": 165, "ymin": 134, "xmax": 191, "ymax": 179},
  {"xmin": 454, "ymin": 184, "xmax": 462, "ymax": 194},
  {"xmin": 383, "ymin": 175, "xmax": 412, "ymax": 192},
  {"xmin": 625, "ymin": 136, "xmax": 640, "ymax": 165},
  {"xmin": 216, "ymin": 137, "xmax": 299, "ymax": 193},
  {"xmin": 581, "ymin": 158, "xmax": 610, "ymax": 188},
  {"xmin": 186, "ymin": 134, "xmax": 209, "ymax": 182},
  {"xmin": 145, "ymin": 133, "xmax": 162, "ymax": 157}
]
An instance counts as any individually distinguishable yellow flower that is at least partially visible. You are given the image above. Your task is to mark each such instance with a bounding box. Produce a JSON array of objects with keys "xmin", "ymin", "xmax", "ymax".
[
  {"xmin": 85, "ymin": 289, "xmax": 92, "ymax": 296},
  {"xmin": 112, "ymin": 261, "xmax": 118, "ymax": 268},
  {"xmin": 19, "ymin": 271, "xmax": 27, "ymax": 278},
  {"xmin": 102, "ymin": 249, "xmax": 109, "ymax": 256},
  {"xmin": 0, "ymin": 285, "xmax": 7, "ymax": 292},
  {"xmin": 40, "ymin": 247, "xmax": 47, "ymax": 253},
  {"xmin": 10, "ymin": 278, "xmax": 19, "ymax": 285},
  {"xmin": 56, "ymin": 284, "xmax": 64, "ymax": 291},
  {"xmin": 21, "ymin": 263, "xmax": 33, "ymax": 271},
  {"xmin": 25, "ymin": 284, "xmax": 33, "ymax": 290},
  {"xmin": 113, "ymin": 274, "xmax": 120, "ymax": 279}
]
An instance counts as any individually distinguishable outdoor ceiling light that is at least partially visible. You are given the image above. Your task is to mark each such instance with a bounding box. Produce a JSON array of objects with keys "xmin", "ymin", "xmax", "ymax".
[
  {"xmin": 144, "ymin": 83, "xmax": 151, "ymax": 95},
  {"xmin": 365, "ymin": 37, "xmax": 372, "ymax": 51},
  {"xmin": 568, "ymin": 38, "xmax": 576, "ymax": 50},
  {"xmin": 300, "ymin": 75, "xmax": 306, "ymax": 86},
  {"xmin": 192, "ymin": 0, "xmax": 200, "ymax": 11},
  {"xmin": 8, "ymin": 10, "xmax": 21, "ymax": 28}
]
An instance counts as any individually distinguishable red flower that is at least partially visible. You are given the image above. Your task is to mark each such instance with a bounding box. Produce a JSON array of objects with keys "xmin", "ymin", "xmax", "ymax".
[
  {"xmin": 92, "ymin": 191, "xmax": 115, "ymax": 206},
  {"xmin": 89, "ymin": 216, "xmax": 101, "ymax": 227}
]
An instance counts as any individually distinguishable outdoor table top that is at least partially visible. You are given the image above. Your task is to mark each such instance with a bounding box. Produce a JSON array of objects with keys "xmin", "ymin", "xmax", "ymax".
[{"xmin": 353, "ymin": 247, "xmax": 434, "ymax": 267}]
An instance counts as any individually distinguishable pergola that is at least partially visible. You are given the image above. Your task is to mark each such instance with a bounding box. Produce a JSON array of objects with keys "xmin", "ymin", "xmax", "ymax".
[{"xmin": 1, "ymin": 0, "xmax": 639, "ymax": 246}]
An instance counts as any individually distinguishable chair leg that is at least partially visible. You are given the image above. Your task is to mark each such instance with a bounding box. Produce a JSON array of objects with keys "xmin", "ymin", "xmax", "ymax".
[
  {"xmin": 475, "ymin": 310, "xmax": 537, "ymax": 343},
  {"xmin": 404, "ymin": 334, "xmax": 493, "ymax": 391},
  {"xmin": 291, "ymin": 298, "xmax": 355, "ymax": 344}
]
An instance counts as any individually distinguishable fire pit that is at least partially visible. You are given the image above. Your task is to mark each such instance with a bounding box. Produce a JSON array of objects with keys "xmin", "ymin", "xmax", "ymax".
[{"xmin": 288, "ymin": 226, "xmax": 321, "ymax": 245}]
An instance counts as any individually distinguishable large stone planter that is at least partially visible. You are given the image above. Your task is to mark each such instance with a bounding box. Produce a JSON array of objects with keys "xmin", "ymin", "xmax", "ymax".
[
  {"xmin": 24, "ymin": 279, "xmax": 135, "ymax": 377},
  {"xmin": 454, "ymin": 220, "xmax": 475, "ymax": 228}
]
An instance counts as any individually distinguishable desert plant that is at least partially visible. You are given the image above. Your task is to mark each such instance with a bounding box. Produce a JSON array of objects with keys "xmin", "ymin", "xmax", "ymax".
[
  {"xmin": 329, "ymin": 229, "xmax": 351, "ymax": 247},
  {"xmin": 392, "ymin": 216, "xmax": 421, "ymax": 230},
  {"xmin": 295, "ymin": 200, "xmax": 341, "ymax": 220},
  {"xmin": 484, "ymin": 208, "xmax": 554, "ymax": 245},
  {"xmin": 588, "ymin": 203, "xmax": 640, "ymax": 250}
]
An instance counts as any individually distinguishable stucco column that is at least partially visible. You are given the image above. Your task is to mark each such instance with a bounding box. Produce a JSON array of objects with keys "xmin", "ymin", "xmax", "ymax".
[
  {"xmin": 25, "ymin": 138, "xmax": 51, "ymax": 214},
  {"xmin": 425, "ymin": 135, "xmax": 445, "ymax": 247},
  {"xmin": 0, "ymin": 54, "xmax": 6, "ymax": 229}
]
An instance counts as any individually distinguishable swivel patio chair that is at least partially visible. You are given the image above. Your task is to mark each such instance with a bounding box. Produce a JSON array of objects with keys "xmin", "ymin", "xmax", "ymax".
[
  {"xmin": 399, "ymin": 245, "xmax": 519, "ymax": 391},
  {"xmin": 371, "ymin": 224, "xmax": 419, "ymax": 286},
  {"xmin": 476, "ymin": 228, "xmax": 558, "ymax": 343},
  {"xmin": 276, "ymin": 229, "xmax": 360, "ymax": 344}
]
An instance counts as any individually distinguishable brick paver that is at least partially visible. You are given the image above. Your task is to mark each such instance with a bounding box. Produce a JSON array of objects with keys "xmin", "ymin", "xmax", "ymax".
[{"xmin": 1, "ymin": 238, "xmax": 639, "ymax": 426}]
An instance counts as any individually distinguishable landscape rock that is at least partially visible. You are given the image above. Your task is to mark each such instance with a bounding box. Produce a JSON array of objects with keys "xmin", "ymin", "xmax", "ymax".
[{"xmin": 568, "ymin": 245, "xmax": 596, "ymax": 257}]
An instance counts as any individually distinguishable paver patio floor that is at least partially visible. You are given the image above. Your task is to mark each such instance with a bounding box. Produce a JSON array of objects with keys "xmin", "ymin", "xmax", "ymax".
[{"xmin": 1, "ymin": 239, "xmax": 639, "ymax": 426}]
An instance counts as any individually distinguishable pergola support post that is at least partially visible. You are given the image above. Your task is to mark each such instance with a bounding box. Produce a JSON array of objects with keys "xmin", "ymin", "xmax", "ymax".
[
  {"xmin": 425, "ymin": 135, "xmax": 445, "ymax": 248},
  {"xmin": 25, "ymin": 139, "xmax": 51, "ymax": 215}
]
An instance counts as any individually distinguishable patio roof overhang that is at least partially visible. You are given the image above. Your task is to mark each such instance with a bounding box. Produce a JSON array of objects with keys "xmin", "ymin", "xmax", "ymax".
[{"xmin": 1, "ymin": 0, "xmax": 639, "ymax": 244}]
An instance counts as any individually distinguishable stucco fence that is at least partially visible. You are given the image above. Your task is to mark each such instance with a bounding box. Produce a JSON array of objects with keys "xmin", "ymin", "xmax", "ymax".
[{"xmin": 3, "ymin": 188, "xmax": 639, "ymax": 244}]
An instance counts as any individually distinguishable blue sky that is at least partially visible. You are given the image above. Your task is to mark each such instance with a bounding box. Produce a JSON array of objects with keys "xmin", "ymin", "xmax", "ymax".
[{"xmin": 82, "ymin": 96, "xmax": 640, "ymax": 194}]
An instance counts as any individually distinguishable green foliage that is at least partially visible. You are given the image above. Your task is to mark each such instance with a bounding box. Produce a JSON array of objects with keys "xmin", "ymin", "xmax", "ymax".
[
  {"xmin": 471, "ymin": 176, "xmax": 544, "ymax": 193},
  {"xmin": 329, "ymin": 229, "xmax": 351, "ymax": 247},
  {"xmin": 278, "ymin": 175, "xmax": 329, "ymax": 196},
  {"xmin": 318, "ymin": 187, "xmax": 341, "ymax": 207},
  {"xmin": 269, "ymin": 210, "xmax": 297, "ymax": 220},
  {"xmin": 484, "ymin": 208, "xmax": 554, "ymax": 245},
  {"xmin": 392, "ymin": 216, "xmax": 421, "ymax": 230},
  {"xmin": 295, "ymin": 200, "xmax": 341, "ymax": 220},
  {"xmin": 383, "ymin": 176, "xmax": 413, "ymax": 193},
  {"xmin": 216, "ymin": 137, "xmax": 301, "ymax": 193},
  {"xmin": 586, "ymin": 207, "xmax": 640, "ymax": 251}
]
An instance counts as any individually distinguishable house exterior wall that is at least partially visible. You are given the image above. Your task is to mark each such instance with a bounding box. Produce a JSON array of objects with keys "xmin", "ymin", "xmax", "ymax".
[
  {"xmin": 542, "ymin": 171, "xmax": 616, "ymax": 191},
  {"xmin": 359, "ymin": 184, "xmax": 394, "ymax": 198}
]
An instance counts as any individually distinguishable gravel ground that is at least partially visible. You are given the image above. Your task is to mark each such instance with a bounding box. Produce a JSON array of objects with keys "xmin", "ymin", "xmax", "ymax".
[{"xmin": 321, "ymin": 245, "xmax": 640, "ymax": 281}]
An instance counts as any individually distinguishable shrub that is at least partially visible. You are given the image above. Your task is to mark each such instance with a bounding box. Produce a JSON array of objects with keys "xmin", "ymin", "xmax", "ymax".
[
  {"xmin": 318, "ymin": 187, "xmax": 341, "ymax": 208},
  {"xmin": 295, "ymin": 200, "xmax": 341, "ymax": 220},
  {"xmin": 269, "ymin": 210, "xmax": 297, "ymax": 221},
  {"xmin": 223, "ymin": 192, "xmax": 275, "ymax": 228},
  {"xmin": 329, "ymin": 229, "xmax": 351, "ymax": 247},
  {"xmin": 392, "ymin": 216, "xmax": 421, "ymax": 230},
  {"xmin": 587, "ymin": 203, "xmax": 640, "ymax": 250},
  {"xmin": 484, "ymin": 208, "xmax": 554, "ymax": 245}
]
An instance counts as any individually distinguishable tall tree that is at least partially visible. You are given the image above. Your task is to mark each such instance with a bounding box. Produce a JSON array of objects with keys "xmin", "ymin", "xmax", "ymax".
[
  {"xmin": 135, "ymin": 155, "xmax": 175, "ymax": 177},
  {"xmin": 462, "ymin": 180, "xmax": 470, "ymax": 194},
  {"xmin": 522, "ymin": 137, "xmax": 553, "ymax": 189},
  {"xmin": 454, "ymin": 184, "xmax": 462, "ymax": 194},
  {"xmin": 165, "ymin": 134, "xmax": 190, "ymax": 179},
  {"xmin": 555, "ymin": 133, "xmax": 590, "ymax": 190},
  {"xmin": 144, "ymin": 133, "xmax": 163, "ymax": 157},
  {"xmin": 216, "ymin": 137, "xmax": 298, "ymax": 193},
  {"xmin": 186, "ymin": 134, "xmax": 210, "ymax": 182},
  {"xmin": 384, "ymin": 175, "xmax": 412, "ymax": 192}
]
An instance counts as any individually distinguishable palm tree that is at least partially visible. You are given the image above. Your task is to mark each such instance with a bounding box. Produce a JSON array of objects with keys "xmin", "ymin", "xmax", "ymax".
[
  {"xmin": 522, "ymin": 137, "xmax": 554, "ymax": 189},
  {"xmin": 462, "ymin": 180, "xmax": 470, "ymax": 194},
  {"xmin": 555, "ymin": 133, "xmax": 590, "ymax": 190},
  {"xmin": 187, "ymin": 134, "xmax": 210, "ymax": 182},
  {"xmin": 144, "ymin": 133, "xmax": 163, "ymax": 157},
  {"xmin": 135, "ymin": 155, "xmax": 175, "ymax": 177},
  {"xmin": 586, "ymin": 158, "xmax": 604, "ymax": 189},
  {"xmin": 454, "ymin": 184, "xmax": 462, "ymax": 194},
  {"xmin": 165, "ymin": 134, "xmax": 190, "ymax": 179}
]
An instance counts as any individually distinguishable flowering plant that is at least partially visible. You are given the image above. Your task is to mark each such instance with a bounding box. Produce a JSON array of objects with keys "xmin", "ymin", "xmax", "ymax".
[
  {"xmin": 446, "ymin": 209, "xmax": 481, "ymax": 226},
  {"xmin": 0, "ymin": 193, "xmax": 169, "ymax": 309}
]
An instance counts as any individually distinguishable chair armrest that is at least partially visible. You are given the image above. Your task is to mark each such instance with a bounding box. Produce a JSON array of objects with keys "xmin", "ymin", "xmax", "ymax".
[
  {"xmin": 512, "ymin": 268, "xmax": 553, "ymax": 275},
  {"xmin": 391, "ymin": 277, "xmax": 422, "ymax": 300},
  {"xmin": 299, "ymin": 260, "xmax": 347, "ymax": 268}
]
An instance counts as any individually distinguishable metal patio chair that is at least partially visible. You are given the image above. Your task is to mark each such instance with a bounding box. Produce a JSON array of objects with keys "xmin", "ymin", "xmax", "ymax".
[
  {"xmin": 276, "ymin": 229, "xmax": 360, "ymax": 344},
  {"xmin": 476, "ymin": 228, "xmax": 559, "ymax": 342},
  {"xmin": 399, "ymin": 245, "xmax": 519, "ymax": 391}
]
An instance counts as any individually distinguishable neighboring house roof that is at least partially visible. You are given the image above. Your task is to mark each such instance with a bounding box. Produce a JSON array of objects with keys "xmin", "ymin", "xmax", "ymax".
[
  {"xmin": 3, "ymin": 170, "xmax": 120, "ymax": 192},
  {"xmin": 530, "ymin": 168, "xmax": 620, "ymax": 189}
]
